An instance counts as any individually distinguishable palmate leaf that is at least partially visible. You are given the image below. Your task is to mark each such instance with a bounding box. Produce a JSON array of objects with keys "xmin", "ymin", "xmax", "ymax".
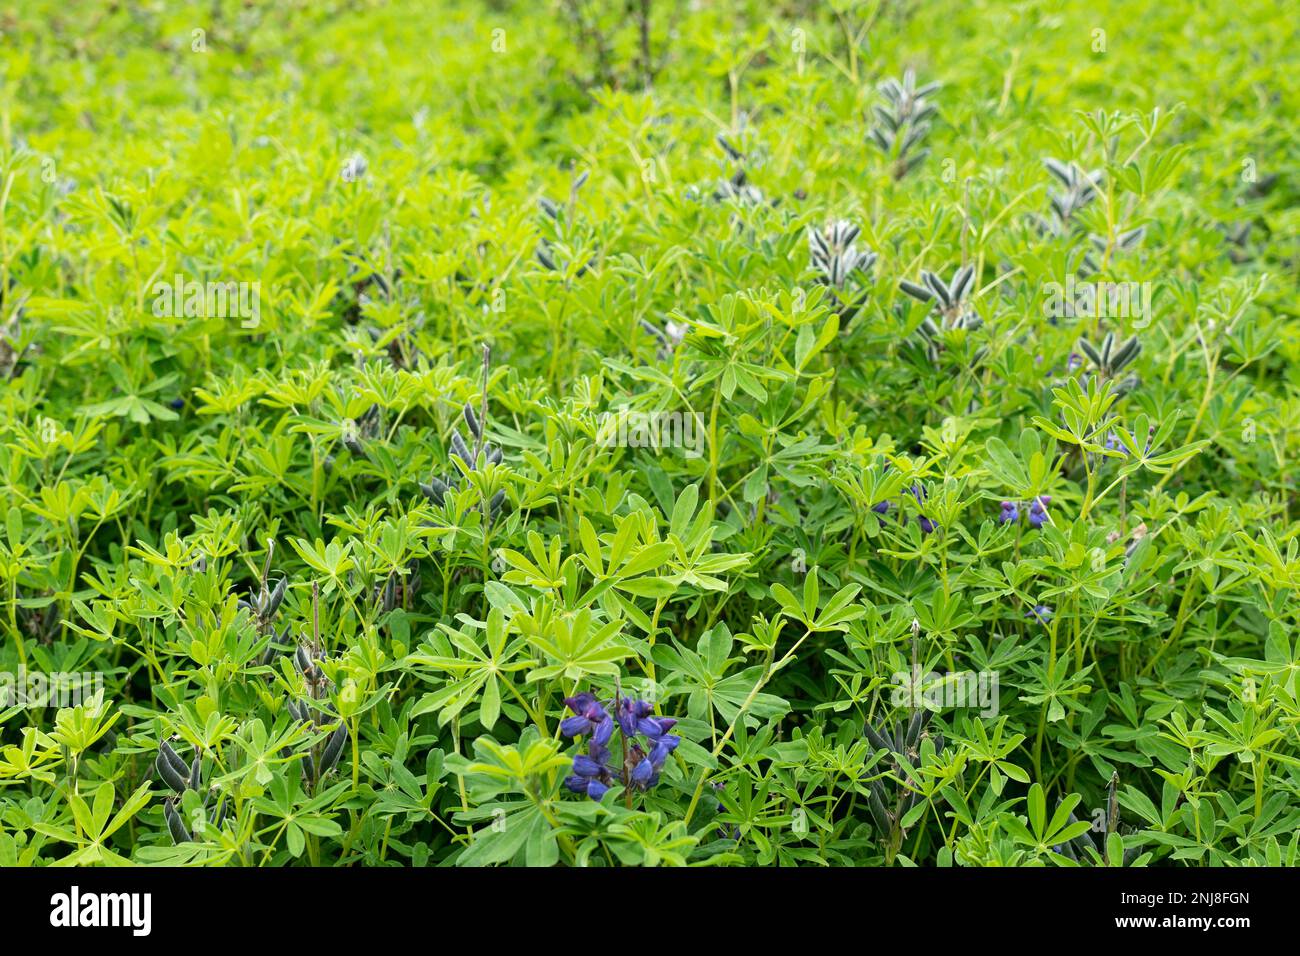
[
  {"xmin": 607, "ymin": 814, "xmax": 699, "ymax": 867},
  {"xmin": 707, "ymin": 669, "xmax": 792, "ymax": 726},
  {"xmin": 33, "ymin": 781, "xmax": 153, "ymax": 866},
  {"xmin": 287, "ymin": 536, "xmax": 355, "ymax": 584},
  {"xmin": 407, "ymin": 609, "xmax": 533, "ymax": 730},
  {"xmin": 650, "ymin": 626, "xmax": 789, "ymax": 728},
  {"xmin": 526, "ymin": 608, "xmax": 631, "ymax": 682},
  {"xmin": 1005, "ymin": 784, "xmax": 1094, "ymax": 853},
  {"xmin": 770, "ymin": 568, "xmax": 863, "ymax": 631},
  {"xmin": 670, "ymin": 536, "xmax": 751, "ymax": 593},
  {"xmin": 578, "ymin": 515, "xmax": 675, "ymax": 588},
  {"xmin": 497, "ymin": 530, "xmax": 567, "ymax": 589},
  {"xmin": 982, "ymin": 436, "xmax": 1030, "ymax": 492},
  {"xmin": 464, "ymin": 736, "xmax": 570, "ymax": 786},
  {"xmin": 457, "ymin": 802, "xmax": 558, "ymax": 867}
]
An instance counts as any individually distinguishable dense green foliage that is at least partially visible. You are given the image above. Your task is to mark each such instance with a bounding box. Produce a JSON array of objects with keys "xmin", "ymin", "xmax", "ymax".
[{"xmin": 0, "ymin": 0, "xmax": 1297, "ymax": 867}]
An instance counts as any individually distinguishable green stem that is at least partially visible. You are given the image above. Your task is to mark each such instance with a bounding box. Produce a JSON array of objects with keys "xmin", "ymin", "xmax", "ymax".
[{"xmin": 684, "ymin": 625, "xmax": 812, "ymax": 825}]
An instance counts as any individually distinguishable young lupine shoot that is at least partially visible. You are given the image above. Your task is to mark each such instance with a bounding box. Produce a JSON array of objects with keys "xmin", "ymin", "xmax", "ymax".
[
  {"xmin": 870, "ymin": 70, "xmax": 940, "ymax": 179},
  {"xmin": 1076, "ymin": 333, "xmax": 1142, "ymax": 394},
  {"xmin": 808, "ymin": 220, "xmax": 877, "ymax": 326},
  {"xmin": 863, "ymin": 707, "xmax": 945, "ymax": 853},
  {"xmin": 421, "ymin": 380, "xmax": 507, "ymax": 520},
  {"xmin": 1043, "ymin": 158, "xmax": 1103, "ymax": 226},
  {"xmin": 640, "ymin": 317, "xmax": 688, "ymax": 360},
  {"xmin": 537, "ymin": 169, "xmax": 595, "ymax": 275},
  {"xmin": 900, "ymin": 265, "xmax": 981, "ymax": 361},
  {"xmin": 709, "ymin": 134, "xmax": 765, "ymax": 205}
]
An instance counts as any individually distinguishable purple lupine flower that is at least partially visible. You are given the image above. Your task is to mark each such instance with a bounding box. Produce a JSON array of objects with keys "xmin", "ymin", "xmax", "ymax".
[
  {"xmin": 619, "ymin": 699, "xmax": 675, "ymax": 738},
  {"xmin": 1026, "ymin": 604, "xmax": 1053, "ymax": 624},
  {"xmin": 712, "ymin": 782, "xmax": 740, "ymax": 839},
  {"xmin": 572, "ymin": 753, "xmax": 605, "ymax": 776},
  {"xmin": 649, "ymin": 733, "xmax": 680, "ymax": 764},
  {"xmin": 561, "ymin": 693, "xmax": 614, "ymax": 745},
  {"xmin": 1067, "ymin": 352, "xmax": 1083, "ymax": 372},
  {"xmin": 564, "ymin": 690, "xmax": 681, "ymax": 800},
  {"xmin": 1104, "ymin": 432, "xmax": 1126, "ymax": 456},
  {"xmin": 615, "ymin": 697, "xmax": 655, "ymax": 737},
  {"xmin": 997, "ymin": 500, "xmax": 1019, "ymax": 524},
  {"xmin": 1028, "ymin": 495, "xmax": 1051, "ymax": 530},
  {"xmin": 911, "ymin": 483, "xmax": 938, "ymax": 534},
  {"xmin": 169, "ymin": 397, "xmax": 185, "ymax": 411},
  {"xmin": 629, "ymin": 734, "xmax": 680, "ymax": 790},
  {"xmin": 639, "ymin": 716, "xmax": 678, "ymax": 739},
  {"xmin": 630, "ymin": 753, "xmax": 656, "ymax": 788},
  {"xmin": 870, "ymin": 461, "xmax": 893, "ymax": 516},
  {"xmin": 564, "ymin": 741, "xmax": 614, "ymax": 799}
]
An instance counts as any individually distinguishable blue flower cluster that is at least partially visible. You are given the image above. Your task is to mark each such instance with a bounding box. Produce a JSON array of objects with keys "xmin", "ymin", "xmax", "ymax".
[
  {"xmin": 912, "ymin": 484, "xmax": 938, "ymax": 534},
  {"xmin": 1026, "ymin": 604, "xmax": 1053, "ymax": 624},
  {"xmin": 561, "ymin": 693, "xmax": 680, "ymax": 799},
  {"xmin": 870, "ymin": 483, "xmax": 939, "ymax": 534},
  {"xmin": 996, "ymin": 494, "xmax": 1051, "ymax": 529}
]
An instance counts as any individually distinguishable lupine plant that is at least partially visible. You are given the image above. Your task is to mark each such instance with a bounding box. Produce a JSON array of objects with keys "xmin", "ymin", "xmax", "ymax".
[
  {"xmin": 0, "ymin": 0, "xmax": 1297, "ymax": 870},
  {"xmin": 869, "ymin": 69, "xmax": 941, "ymax": 180}
]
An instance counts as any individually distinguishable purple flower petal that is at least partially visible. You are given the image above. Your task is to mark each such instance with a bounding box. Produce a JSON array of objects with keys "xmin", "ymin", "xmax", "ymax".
[
  {"xmin": 650, "ymin": 735, "xmax": 681, "ymax": 766},
  {"xmin": 564, "ymin": 693, "xmax": 597, "ymax": 716},
  {"xmin": 572, "ymin": 754, "xmax": 603, "ymax": 777},
  {"xmin": 630, "ymin": 757, "xmax": 655, "ymax": 787},
  {"xmin": 560, "ymin": 715, "xmax": 591, "ymax": 738}
]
